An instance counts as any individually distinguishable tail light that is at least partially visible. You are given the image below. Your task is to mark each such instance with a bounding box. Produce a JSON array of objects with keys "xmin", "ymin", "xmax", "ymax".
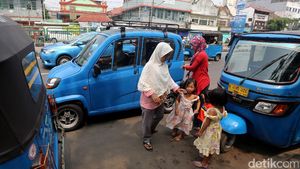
[
  {"xmin": 31, "ymin": 145, "xmax": 49, "ymax": 169},
  {"xmin": 47, "ymin": 94, "xmax": 57, "ymax": 115},
  {"xmin": 253, "ymin": 101, "xmax": 292, "ymax": 116}
]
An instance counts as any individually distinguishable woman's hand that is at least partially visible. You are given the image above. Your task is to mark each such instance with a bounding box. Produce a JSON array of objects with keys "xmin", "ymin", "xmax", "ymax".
[
  {"xmin": 175, "ymin": 108, "xmax": 180, "ymax": 116},
  {"xmin": 182, "ymin": 65, "xmax": 188, "ymax": 69},
  {"xmin": 151, "ymin": 94, "xmax": 161, "ymax": 104}
]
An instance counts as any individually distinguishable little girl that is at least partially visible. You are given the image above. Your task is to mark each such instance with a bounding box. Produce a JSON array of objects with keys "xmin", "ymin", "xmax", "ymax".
[
  {"xmin": 166, "ymin": 78, "xmax": 200, "ymax": 141},
  {"xmin": 193, "ymin": 88, "xmax": 228, "ymax": 168}
]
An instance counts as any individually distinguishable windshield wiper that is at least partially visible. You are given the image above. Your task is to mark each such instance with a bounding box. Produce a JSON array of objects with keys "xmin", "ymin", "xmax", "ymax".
[{"xmin": 239, "ymin": 53, "xmax": 289, "ymax": 85}]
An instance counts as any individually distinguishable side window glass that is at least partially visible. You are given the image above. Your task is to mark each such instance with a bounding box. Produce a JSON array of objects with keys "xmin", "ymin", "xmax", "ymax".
[
  {"xmin": 22, "ymin": 51, "xmax": 43, "ymax": 102},
  {"xmin": 97, "ymin": 43, "xmax": 113, "ymax": 71},
  {"xmin": 113, "ymin": 38, "xmax": 137, "ymax": 70},
  {"xmin": 142, "ymin": 38, "xmax": 175, "ymax": 66}
]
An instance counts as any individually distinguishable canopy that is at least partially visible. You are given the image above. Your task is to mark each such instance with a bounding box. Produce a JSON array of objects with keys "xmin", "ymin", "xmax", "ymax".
[{"xmin": 0, "ymin": 16, "xmax": 45, "ymax": 163}]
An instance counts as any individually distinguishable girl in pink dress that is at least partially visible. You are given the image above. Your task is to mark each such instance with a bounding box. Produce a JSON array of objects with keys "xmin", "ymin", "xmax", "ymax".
[{"xmin": 166, "ymin": 78, "xmax": 200, "ymax": 141}]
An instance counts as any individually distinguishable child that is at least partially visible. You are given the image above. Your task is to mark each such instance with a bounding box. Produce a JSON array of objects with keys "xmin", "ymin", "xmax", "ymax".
[
  {"xmin": 166, "ymin": 78, "xmax": 200, "ymax": 141},
  {"xmin": 192, "ymin": 92, "xmax": 213, "ymax": 137},
  {"xmin": 193, "ymin": 88, "xmax": 228, "ymax": 168}
]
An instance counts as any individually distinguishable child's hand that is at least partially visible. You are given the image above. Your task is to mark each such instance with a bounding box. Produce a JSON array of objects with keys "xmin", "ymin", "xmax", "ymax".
[
  {"xmin": 193, "ymin": 110, "xmax": 199, "ymax": 114},
  {"xmin": 196, "ymin": 131, "xmax": 203, "ymax": 137},
  {"xmin": 177, "ymin": 88, "xmax": 187, "ymax": 94}
]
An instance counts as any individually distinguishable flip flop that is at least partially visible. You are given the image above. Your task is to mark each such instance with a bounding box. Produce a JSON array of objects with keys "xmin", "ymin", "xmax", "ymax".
[
  {"xmin": 151, "ymin": 130, "xmax": 158, "ymax": 134},
  {"xmin": 192, "ymin": 161, "xmax": 208, "ymax": 169},
  {"xmin": 143, "ymin": 141, "xmax": 153, "ymax": 151}
]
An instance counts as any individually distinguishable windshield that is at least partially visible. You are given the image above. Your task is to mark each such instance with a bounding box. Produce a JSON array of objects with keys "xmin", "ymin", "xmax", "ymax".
[
  {"xmin": 75, "ymin": 34, "xmax": 107, "ymax": 66},
  {"xmin": 64, "ymin": 32, "xmax": 94, "ymax": 44},
  {"xmin": 225, "ymin": 40, "xmax": 300, "ymax": 84}
]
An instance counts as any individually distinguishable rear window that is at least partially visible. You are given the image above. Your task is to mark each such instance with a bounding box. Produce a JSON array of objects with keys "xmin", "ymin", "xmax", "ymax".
[{"xmin": 22, "ymin": 52, "xmax": 43, "ymax": 102}]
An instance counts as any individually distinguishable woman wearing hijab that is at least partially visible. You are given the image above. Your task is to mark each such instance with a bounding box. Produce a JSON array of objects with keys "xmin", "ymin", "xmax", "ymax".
[
  {"xmin": 183, "ymin": 35, "xmax": 210, "ymax": 129},
  {"xmin": 138, "ymin": 42, "xmax": 180, "ymax": 151}
]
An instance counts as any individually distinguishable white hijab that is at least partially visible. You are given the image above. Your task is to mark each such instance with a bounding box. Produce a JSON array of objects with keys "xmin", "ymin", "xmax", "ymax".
[{"xmin": 138, "ymin": 42, "xmax": 175, "ymax": 96}]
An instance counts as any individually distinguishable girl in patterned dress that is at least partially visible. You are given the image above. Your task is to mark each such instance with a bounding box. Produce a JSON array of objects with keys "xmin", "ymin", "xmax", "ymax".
[
  {"xmin": 166, "ymin": 78, "xmax": 200, "ymax": 141},
  {"xmin": 193, "ymin": 88, "xmax": 227, "ymax": 168}
]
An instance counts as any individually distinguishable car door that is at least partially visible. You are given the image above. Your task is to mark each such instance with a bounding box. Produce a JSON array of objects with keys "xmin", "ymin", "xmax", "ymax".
[{"xmin": 88, "ymin": 37, "xmax": 140, "ymax": 114}]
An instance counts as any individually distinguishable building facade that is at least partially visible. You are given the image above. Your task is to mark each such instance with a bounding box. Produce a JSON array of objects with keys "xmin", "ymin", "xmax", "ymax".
[
  {"xmin": 240, "ymin": 4, "xmax": 271, "ymax": 31},
  {"xmin": 0, "ymin": 0, "xmax": 43, "ymax": 25},
  {"xmin": 190, "ymin": 0, "xmax": 219, "ymax": 31},
  {"xmin": 120, "ymin": 0, "xmax": 191, "ymax": 28},
  {"xmin": 247, "ymin": 0, "xmax": 300, "ymax": 18},
  {"xmin": 59, "ymin": 0, "xmax": 108, "ymax": 22}
]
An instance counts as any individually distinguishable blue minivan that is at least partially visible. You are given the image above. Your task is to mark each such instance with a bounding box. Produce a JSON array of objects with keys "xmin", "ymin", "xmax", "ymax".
[
  {"xmin": 40, "ymin": 31, "xmax": 98, "ymax": 66},
  {"xmin": 46, "ymin": 28, "xmax": 185, "ymax": 131},
  {"xmin": 0, "ymin": 16, "xmax": 64, "ymax": 169},
  {"xmin": 219, "ymin": 31, "xmax": 300, "ymax": 148}
]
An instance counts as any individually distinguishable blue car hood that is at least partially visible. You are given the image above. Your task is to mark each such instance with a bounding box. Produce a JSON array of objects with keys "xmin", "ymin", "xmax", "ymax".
[
  {"xmin": 43, "ymin": 42, "xmax": 68, "ymax": 50},
  {"xmin": 48, "ymin": 61, "xmax": 81, "ymax": 79}
]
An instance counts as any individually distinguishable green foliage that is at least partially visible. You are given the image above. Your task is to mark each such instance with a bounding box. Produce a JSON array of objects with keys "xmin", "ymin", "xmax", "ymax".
[{"xmin": 266, "ymin": 18, "xmax": 297, "ymax": 31}]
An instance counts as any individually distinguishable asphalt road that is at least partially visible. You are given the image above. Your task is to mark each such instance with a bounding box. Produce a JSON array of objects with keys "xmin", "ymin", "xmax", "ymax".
[{"xmin": 38, "ymin": 53, "xmax": 300, "ymax": 169}]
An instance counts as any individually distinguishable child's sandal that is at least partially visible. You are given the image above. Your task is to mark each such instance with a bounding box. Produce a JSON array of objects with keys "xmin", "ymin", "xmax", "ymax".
[{"xmin": 192, "ymin": 161, "xmax": 208, "ymax": 169}]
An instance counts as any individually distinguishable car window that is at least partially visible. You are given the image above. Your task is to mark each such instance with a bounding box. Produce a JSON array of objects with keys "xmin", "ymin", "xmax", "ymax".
[
  {"xmin": 97, "ymin": 43, "xmax": 114, "ymax": 71},
  {"xmin": 22, "ymin": 51, "xmax": 43, "ymax": 102},
  {"xmin": 74, "ymin": 33, "xmax": 96, "ymax": 45},
  {"xmin": 141, "ymin": 38, "xmax": 175, "ymax": 66},
  {"xmin": 113, "ymin": 38, "xmax": 137, "ymax": 70}
]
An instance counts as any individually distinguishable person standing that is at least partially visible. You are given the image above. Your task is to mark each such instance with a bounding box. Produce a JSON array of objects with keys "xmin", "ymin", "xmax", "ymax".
[
  {"xmin": 138, "ymin": 42, "xmax": 180, "ymax": 151},
  {"xmin": 183, "ymin": 35, "xmax": 210, "ymax": 129}
]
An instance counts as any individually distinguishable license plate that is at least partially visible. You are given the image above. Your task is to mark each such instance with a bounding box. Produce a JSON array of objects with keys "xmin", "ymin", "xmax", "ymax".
[{"xmin": 228, "ymin": 83, "xmax": 249, "ymax": 97}]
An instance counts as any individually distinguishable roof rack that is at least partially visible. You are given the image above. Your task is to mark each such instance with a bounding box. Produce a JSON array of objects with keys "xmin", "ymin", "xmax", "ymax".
[{"xmin": 101, "ymin": 20, "xmax": 181, "ymax": 33}]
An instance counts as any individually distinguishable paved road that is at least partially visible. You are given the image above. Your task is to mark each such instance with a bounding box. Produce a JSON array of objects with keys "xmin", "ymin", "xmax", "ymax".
[{"xmin": 38, "ymin": 53, "xmax": 300, "ymax": 169}]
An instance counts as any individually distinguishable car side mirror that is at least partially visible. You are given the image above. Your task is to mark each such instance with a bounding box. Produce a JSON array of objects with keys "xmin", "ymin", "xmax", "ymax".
[
  {"xmin": 75, "ymin": 41, "xmax": 84, "ymax": 46},
  {"xmin": 93, "ymin": 64, "xmax": 101, "ymax": 77}
]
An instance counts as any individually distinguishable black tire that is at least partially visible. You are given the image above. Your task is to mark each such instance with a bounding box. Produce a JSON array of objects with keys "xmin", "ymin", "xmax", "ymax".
[
  {"xmin": 164, "ymin": 94, "xmax": 176, "ymax": 114},
  {"xmin": 51, "ymin": 38, "xmax": 58, "ymax": 43},
  {"xmin": 220, "ymin": 132, "xmax": 236, "ymax": 153},
  {"xmin": 214, "ymin": 54, "xmax": 221, "ymax": 61},
  {"xmin": 56, "ymin": 104, "xmax": 84, "ymax": 132},
  {"xmin": 57, "ymin": 55, "xmax": 71, "ymax": 65}
]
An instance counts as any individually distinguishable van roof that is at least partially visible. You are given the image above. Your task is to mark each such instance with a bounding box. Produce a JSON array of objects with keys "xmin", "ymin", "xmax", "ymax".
[
  {"xmin": 100, "ymin": 28, "xmax": 181, "ymax": 39},
  {"xmin": 241, "ymin": 31, "xmax": 300, "ymax": 38}
]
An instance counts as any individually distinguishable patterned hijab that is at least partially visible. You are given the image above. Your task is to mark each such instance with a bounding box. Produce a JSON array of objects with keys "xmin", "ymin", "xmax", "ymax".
[{"xmin": 190, "ymin": 35, "xmax": 207, "ymax": 53}]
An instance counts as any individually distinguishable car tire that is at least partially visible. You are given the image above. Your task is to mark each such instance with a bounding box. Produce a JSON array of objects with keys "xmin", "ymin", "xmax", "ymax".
[
  {"xmin": 51, "ymin": 38, "xmax": 58, "ymax": 43},
  {"xmin": 56, "ymin": 104, "xmax": 84, "ymax": 132},
  {"xmin": 57, "ymin": 55, "xmax": 71, "ymax": 65},
  {"xmin": 214, "ymin": 54, "xmax": 221, "ymax": 61},
  {"xmin": 220, "ymin": 132, "xmax": 236, "ymax": 153},
  {"xmin": 164, "ymin": 94, "xmax": 176, "ymax": 113}
]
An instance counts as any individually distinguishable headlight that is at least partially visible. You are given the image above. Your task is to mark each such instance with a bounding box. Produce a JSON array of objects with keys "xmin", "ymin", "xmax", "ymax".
[
  {"xmin": 44, "ymin": 49, "xmax": 55, "ymax": 54},
  {"xmin": 46, "ymin": 78, "xmax": 61, "ymax": 89},
  {"xmin": 253, "ymin": 101, "xmax": 290, "ymax": 116}
]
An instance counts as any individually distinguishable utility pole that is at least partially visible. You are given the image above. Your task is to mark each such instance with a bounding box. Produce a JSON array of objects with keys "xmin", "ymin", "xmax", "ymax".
[
  {"xmin": 148, "ymin": 0, "xmax": 154, "ymax": 28},
  {"xmin": 27, "ymin": 1, "xmax": 31, "ymax": 26}
]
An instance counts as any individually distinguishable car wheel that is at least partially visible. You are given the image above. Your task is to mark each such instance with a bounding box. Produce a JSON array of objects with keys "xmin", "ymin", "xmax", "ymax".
[
  {"xmin": 214, "ymin": 54, "xmax": 221, "ymax": 61},
  {"xmin": 56, "ymin": 104, "xmax": 84, "ymax": 132},
  {"xmin": 220, "ymin": 132, "xmax": 236, "ymax": 153},
  {"xmin": 57, "ymin": 55, "xmax": 71, "ymax": 65},
  {"xmin": 164, "ymin": 94, "xmax": 176, "ymax": 113},
  {"xmin": 51, "ymin": 38, "xmax": 58, "ymax": 43}
]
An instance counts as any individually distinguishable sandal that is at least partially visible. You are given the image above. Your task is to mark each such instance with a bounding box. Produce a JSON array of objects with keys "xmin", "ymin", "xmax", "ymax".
[
  {"xmin": 174, "ymin": 135, "xmax": 182, "ymax": 141},
  {"xmin": 192, "ymin": 161, "xmax": 208, "ymax": 169},
  {"xmin": 151, "ymin": 129, "xmax": 158, "ymax": 134},
  {"xmin": 143, "ymin": 141, "xmax": 153, "ymax": 151}
]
